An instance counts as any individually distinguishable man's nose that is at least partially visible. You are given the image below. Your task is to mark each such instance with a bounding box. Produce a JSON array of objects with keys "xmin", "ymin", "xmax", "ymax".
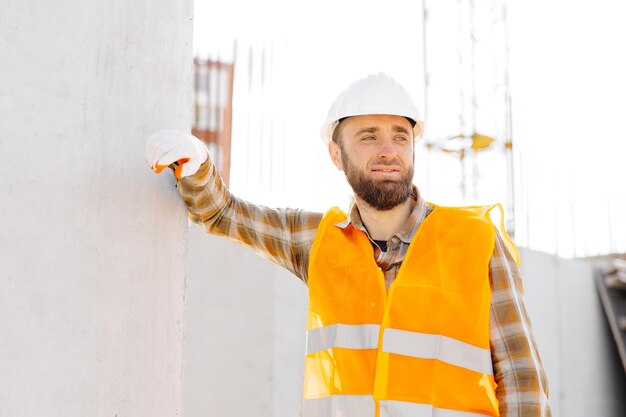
[{"xmin": 377, "ymin": 138, "xmax": 398, "ymax": 159}]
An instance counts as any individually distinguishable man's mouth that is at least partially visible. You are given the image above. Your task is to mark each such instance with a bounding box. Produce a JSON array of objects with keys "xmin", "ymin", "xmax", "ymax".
[{"xmin": 371, "ymin": 166, "xmax": 401, "ymax": 173}]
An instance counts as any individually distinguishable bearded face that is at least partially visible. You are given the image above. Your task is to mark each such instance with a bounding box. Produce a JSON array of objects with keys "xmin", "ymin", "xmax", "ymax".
[
  {"xmin": 340, "ymin": 144, "xmax": 414, "ymax": 211},
  {"xmin": 329, "ymin": 114, "xmax": 416, "ymax": 211}
]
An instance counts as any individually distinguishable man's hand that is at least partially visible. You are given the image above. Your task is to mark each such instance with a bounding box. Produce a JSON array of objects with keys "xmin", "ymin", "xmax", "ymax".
[{"xmin": 145, "ymin": 129, "xmax": 209, "ymax": 179}]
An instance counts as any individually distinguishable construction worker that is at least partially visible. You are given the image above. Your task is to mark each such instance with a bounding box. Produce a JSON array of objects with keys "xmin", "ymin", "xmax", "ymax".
[{"xmin": 145, "ymin": 73, "xmax": 551, "ymax": 417}]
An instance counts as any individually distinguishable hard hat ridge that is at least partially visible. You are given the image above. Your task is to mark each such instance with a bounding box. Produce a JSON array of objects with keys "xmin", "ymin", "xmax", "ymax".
[{"xmin": 321, "ymin": 72, "xmax": 422, "ymax": 144}]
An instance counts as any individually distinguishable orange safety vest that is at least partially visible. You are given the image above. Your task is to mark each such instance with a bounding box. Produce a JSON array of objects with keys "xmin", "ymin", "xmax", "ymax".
[{"xmin": 304, "ymin": 204, "xmax": 517, "ymax": 417}]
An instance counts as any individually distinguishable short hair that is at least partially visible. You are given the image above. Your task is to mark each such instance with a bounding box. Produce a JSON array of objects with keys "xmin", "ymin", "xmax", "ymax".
[{"xmin": 331, "ymin": 118, "xmax": 347, "ymax": 144}]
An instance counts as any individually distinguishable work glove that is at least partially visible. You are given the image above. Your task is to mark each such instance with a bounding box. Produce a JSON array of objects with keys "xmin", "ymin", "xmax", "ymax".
[{"xmin": 145, "ymin": 129, "xmax": 209, "ymax": 179}]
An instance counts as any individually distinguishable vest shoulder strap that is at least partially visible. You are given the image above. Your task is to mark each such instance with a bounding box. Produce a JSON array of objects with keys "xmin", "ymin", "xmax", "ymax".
[
  {"xmin": 321, "ymin": 206, "xmax": 348, "ymax": 225},
  {"xmin": 429, "ymin": 203, "xmax": 520, "ymax": 266}
]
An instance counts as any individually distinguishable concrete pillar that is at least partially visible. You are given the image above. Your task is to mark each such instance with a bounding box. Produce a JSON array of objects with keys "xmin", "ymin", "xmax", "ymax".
[{"xmin": 0, "ymin": 1, "xmax": 193, "ymax": 416}]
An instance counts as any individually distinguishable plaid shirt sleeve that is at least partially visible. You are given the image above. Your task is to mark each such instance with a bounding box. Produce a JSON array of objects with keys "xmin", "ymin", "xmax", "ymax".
[
  {"xmin": 490, "ymin": 232, "xmax": 552, "ymax": 416},
  {"xmin": 175, "ymin": 159, "xmax": 322, "ymax": 282}
]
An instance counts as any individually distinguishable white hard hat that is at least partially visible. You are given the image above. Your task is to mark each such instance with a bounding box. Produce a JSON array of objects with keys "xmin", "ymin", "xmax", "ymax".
[{"xmin": 320, "ymin": 72, "xmax": 423, "ymax": 144}]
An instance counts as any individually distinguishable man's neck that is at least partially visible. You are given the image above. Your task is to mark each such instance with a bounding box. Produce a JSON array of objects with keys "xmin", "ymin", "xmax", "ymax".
[{"xmin": 355, "ymin": 196, "xmax": 415, "ymax": 241}]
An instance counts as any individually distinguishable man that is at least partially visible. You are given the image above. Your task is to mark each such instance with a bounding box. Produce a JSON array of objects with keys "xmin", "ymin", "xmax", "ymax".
[{"xmin": 145, "ymin": 73, "xmax": 551, "ymax": 417}]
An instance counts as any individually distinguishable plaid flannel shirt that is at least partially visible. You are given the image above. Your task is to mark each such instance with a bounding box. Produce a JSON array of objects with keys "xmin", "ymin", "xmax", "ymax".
[{"xmin": 177, "ymin": 158, "xmax": 552, "ymax": 417}]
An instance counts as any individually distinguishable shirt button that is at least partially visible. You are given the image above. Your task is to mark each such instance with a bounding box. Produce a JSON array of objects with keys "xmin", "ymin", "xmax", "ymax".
[{"xmin": 391, "ymin": 237, "xmax": 399, "ymax": 244}]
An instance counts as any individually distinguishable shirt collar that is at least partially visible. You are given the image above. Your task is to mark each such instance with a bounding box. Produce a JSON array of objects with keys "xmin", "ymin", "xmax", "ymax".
[{"xmin": 335, "ymin": 185, "xmax": 433, "ymax": 243}]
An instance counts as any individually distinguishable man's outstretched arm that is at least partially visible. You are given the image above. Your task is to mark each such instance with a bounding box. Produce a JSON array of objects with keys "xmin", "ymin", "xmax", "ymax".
[
  {"xmin": 145, "ymin": 129, "xmax": 321, "ymax": 281},
  {"xmin": 176, "ymin": 158, "xmax": 322, "ymax": 281}
]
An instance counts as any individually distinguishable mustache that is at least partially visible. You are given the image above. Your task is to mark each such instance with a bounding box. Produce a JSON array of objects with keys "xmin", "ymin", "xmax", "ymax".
[{"xmin": 368, "ymin": 159, "xmax": 403, "ymax": 168}]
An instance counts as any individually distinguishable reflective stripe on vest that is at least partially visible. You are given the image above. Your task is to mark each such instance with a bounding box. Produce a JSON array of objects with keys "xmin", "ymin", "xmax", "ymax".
[
  {"xmin": 307, "ymin": 323, "xmax": 380, "ymax": 354},
  {"xmin": 304, "ymin": 205, "xmax": 503, "ymax": 417},
  {"xmin": 379, "ymin": 400, "xmax": 494, "ymax": 417},
  {"xmin": 307, "ymin": 325, "xmax": 493, "ymax": 376},
  {"xmin": 382, "ymin": 328, "xmax": 493, "ymax": 376},
  {"xmin": 303, "ymin": 396, "xmax": 494, "ymax": 417},
  {"xmin": 304, "ymin": 395, "xmax": 375, "ymax": 417}
]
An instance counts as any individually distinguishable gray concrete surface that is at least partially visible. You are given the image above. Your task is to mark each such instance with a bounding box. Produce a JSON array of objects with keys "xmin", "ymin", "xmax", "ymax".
[
  {"xmin": 520, "ymin": 249, "xmax": 626, "ymax": 417},
  {"xmin": 184, "ymin": 226, "xmax": 308, "ymax": 417},
  {"xmin": 0, "ymin": 2, "xmax": 193, "ymax": 416}
]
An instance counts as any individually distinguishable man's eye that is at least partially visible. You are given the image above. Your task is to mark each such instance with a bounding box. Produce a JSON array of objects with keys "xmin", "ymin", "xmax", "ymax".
[
  {"xmin": 394, "ymin": 136, "xmax": 408, "ymax": 142},
  {"xmin": 361, "ymin": 136, "xmax": 376, "ymax": 141}
]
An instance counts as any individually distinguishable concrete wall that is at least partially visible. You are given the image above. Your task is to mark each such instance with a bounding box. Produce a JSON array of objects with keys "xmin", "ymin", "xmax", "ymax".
[
  {"xmin": 520, "ymin": 249, "xmax": 626, "ymax": 417},
  {"xmin": 0, "ymin": 2, "xmax": 193, "ymax": 416},
  {"xmin": 185, "ymin": 229, "xmax": 626, "ymax": 416},
  {"xmin": 184, "ymin": 227, "xmax": 308, "ymax": 417}
]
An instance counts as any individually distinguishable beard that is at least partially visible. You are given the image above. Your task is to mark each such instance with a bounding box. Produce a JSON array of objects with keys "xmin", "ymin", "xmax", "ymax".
[{"xmin": 341, "ymin": 151, "xmax": 414, "ymax": 211}]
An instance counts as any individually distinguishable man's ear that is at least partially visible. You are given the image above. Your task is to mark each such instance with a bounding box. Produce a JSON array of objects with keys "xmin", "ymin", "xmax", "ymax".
[{"xmin": 328, "ymin": 140, "xmax": 344, "ymax": 171}]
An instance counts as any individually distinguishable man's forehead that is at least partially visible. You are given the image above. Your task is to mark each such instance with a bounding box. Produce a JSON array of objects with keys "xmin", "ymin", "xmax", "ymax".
[
  {"xmin": 354, "ymin": 125, "xmax": 411, "ymax": 135},
  {"xmin": 342, "ymin": 115, "xmax": 413, "ymax": 132}
]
